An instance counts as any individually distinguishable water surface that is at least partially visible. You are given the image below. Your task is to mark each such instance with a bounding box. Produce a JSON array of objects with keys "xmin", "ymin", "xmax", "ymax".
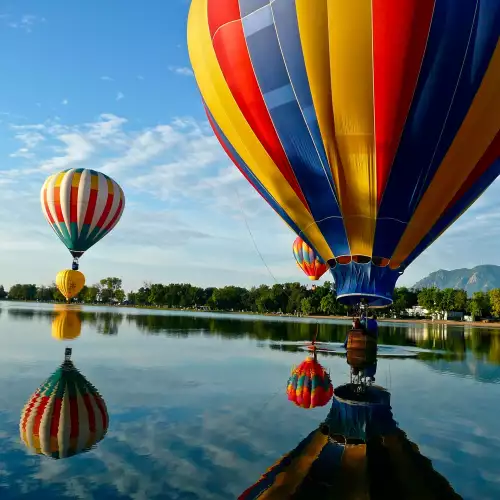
[{"xmin": 1, "ymin": 302, "xmax": 499, "ymax": 499}]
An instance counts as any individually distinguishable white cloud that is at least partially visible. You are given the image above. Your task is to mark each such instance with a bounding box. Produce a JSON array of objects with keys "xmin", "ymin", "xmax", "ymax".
[
  {"xmin": 100, "ymin": 76, "xmax": 114, "ymax": 81},
  {"xmin": 7, "ymin": 14, "xmax": 45, "ymax": 33},
  {"xmin": 38, "ymin": 133, "xmax": 95, "ymax": 172},
  {"xmin": 61, "ymin": 99, "xmax": 68, "ymax": 105},
  {"xmin": 116, "ymin": 92, "xmax": 124, "ymax": 101},
  {"xmin": 168, "ymin": 66, "xmax": 194, "ymax": 77},
  {"xmin": 9, "ymin": 130, "xmax": 45, "ymax": 159}
]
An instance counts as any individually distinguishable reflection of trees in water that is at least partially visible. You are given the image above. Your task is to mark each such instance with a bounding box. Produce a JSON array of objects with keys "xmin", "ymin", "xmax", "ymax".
[{"xmin": 8, "ymin": 308, "xmax": 500, "ymax": 364}]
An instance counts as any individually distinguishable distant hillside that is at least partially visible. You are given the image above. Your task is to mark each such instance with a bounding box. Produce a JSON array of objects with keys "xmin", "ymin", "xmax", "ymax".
[{"xmin": 413, "ymin": 265, "xmax": 500, "ymax": 295}]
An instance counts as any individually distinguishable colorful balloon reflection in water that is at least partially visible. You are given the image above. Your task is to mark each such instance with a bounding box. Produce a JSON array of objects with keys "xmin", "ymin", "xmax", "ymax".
[
  {"xmin": 241, "ymin": 382, "xmax": 460, "ymax": 499},
  {"xmin": 287, "ymin": 352, "xmax": 333, "ymax": 409},
  {"xmin": 51, "ymin": 307, "xmax": 82, "ymax": 341},
  {"xmin": 20, "ymin": 348, "xmax": 108, "ymax": 459}
]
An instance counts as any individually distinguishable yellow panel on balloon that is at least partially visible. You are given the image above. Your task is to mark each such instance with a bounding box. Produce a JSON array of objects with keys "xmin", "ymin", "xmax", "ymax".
[{"xmin": 56, "ymin": 270, "xmax": 85, "ymax": 300}]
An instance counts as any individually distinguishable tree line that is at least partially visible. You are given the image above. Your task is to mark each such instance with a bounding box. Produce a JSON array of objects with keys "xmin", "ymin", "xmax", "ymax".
[
  {"xmin": 5, "ymin": 307, "xmax": 500, "ymax": 366},
  {"xmin": 1, "ymin": 279, "xmax": 500, "ymax": 320}
]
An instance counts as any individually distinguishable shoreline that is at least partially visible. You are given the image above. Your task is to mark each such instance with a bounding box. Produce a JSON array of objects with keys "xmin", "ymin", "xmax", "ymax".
[
  {"xmin": 309, "ymin": 314, "xmax": 500, "ymax": 329},
  {"xmin": 4, "ymin": 300, "xmax": 500, "ymax": 329}
]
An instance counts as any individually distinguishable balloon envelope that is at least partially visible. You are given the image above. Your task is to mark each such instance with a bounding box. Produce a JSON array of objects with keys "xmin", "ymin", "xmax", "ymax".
[
  {"xmin": 20, "ymin": 350, "xmax": 108, "ymax": 459},
  {"xmin": 293, "ymin": 236, "xmax": 328, "ymax": 280},
  {"xmin": 56, "ymin": 269, "xmax": 85, "ymax": 300},
  {"xmin": 188, "ymin": 0, "xmax": 500, "ymax": 306},
  {"xmin": 41, "ymin": 168, "xmax": 125, "ymax": 258}
]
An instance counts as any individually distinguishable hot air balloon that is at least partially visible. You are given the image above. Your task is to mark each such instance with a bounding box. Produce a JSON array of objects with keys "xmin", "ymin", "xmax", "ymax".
[
  {"xmin": 56, "ymin": 269, "xmax": 86, "ymax": 301},
  {"xmin": 293, "ymin": 236, "xmax": 328, "ymax": 281},
  {"xmin": 20, "ymin": 348, "xmax": 108, "ymax": 459},
  {"xmin": 41, "ymin": 168, "xmax": 125, "ymax": 300},
  {"xmin": 287, "ymin": 350, "xmax": 333, "ymax": 409},
  {"xmin": 188, "ymin": 0, "xmax": 500, "ymax": 307},
  {"xmin": 51, "ymin": 306, "xmax": 82, "ymax": 341}
]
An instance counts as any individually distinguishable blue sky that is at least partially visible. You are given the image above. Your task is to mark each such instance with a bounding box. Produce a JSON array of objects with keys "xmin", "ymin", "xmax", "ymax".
[{"xmin": 0, "ymin": 1, "xmax": 499, "ymax": 293}]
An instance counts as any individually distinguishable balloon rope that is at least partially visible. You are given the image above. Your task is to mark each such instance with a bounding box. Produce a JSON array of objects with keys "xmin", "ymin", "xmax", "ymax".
[{"xmin": 235, "ymin": 187, "xmax": 281, "ymax": 286}]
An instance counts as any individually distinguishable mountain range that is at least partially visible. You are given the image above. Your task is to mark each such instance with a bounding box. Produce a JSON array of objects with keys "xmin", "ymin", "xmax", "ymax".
[{"xmin": 412, "ymin": 265, "xmax": 500, "ymax": 295}]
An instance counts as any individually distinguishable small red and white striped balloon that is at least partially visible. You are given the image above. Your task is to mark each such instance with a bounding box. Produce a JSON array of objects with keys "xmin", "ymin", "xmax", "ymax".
[{"xmin": 40, "ymin": 168, "xmax": 125, "ymax": 258}]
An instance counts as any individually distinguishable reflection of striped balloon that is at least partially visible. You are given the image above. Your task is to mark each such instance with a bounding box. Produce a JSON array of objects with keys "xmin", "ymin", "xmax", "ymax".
[
  {"xmin": 20, "ymin": 349, "xmax": 108, "ymax": 459},
  {"xmin": 293, "ymin": 237, "xmax": 328, "ymax": 281},
  {"xmin": 287, "ymin": 356, "xmax": 333, "ymax": 409},
  {"xmin": 40, "ymin": 168, "xmax": 125, "ymax": 257}
]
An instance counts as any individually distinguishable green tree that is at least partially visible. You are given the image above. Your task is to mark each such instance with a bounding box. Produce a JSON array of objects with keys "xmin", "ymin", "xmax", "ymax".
[
  {"xmin": 83, "ymin": 285, "xmax": 99, "ymax": 304},
  {"xmin": 0, "ymin": 285, "xmax": 7, "ymax": 300},
  {"xmin": 300, "ymin": 297, "xmax": 313, "ymax": 316},
  {"xmin": 467, "ymin": 291, "xmax": 491, "ymax": 320},
  {"xmin": 453, "ymin": 289, "xmax": 468, "ymax": 312},
  {"xmin": 488, "ymin": 289, "xmax": 500, "ymax": 317},
  {"xmin": 319, "ymin": 294, "xmax": 336, "ymax": 315},
  {"xmin": 99, "ymin": 277, "xmax": 124, "ymax": 303}
]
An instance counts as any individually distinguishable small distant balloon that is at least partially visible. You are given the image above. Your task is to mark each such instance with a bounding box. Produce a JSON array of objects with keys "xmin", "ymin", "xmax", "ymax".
[{"xmin": 293, "ymin": 237, "xmax": 328, "ymax": 281}]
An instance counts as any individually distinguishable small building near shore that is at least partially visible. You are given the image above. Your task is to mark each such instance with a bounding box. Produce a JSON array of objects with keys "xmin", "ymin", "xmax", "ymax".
[
  {"xmin": 405, "ymin": 306, "xmax": 429, "ymax": 317},
  {"xmin": 431, "ymin": 310, "xmax": 464, "ymax": 321}
]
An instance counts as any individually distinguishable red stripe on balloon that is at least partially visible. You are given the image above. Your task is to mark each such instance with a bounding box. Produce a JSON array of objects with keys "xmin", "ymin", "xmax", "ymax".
[
  {"xmin": 69, "ymin": 395, "xmax": 79, "ymax": 439},
  {"xmin": 84, "ymin": 188, "xmax": 98, "ymax": 225},
  {"xmin": 50, "ymin": 398, "xmax": 62, "ymax": 438},
  {"xmin": 22, "ymin": 392, "xmax": 39, "ymax": 432},
  {"xmin": 70, "ymin": 186, "xmax": 79, "ymax": 223},
  {"xmin": 33, "ymin": 396, "xmax": 50, "ymax": 436},
  {"xmin": 444, "ymin": 132, "xmax": 500, "ymax": 212},
  {"xmin": 212, "ymin": 20, "xmax": 309, "ymax": 210},
  {"xmin": 53, "ymin": 188, "xmax": 65, "ymax": 223},
  {"xmin": 103, "ymin": 196, "xmax": 123, "ymax": 232},
  {"xmin": 372, "ymin": 0, "xmax": 435, "ymax": 206},
  {"xmin": 95, "ymin": 192, "xmax": 114, "ymax": 231},
  {"xmin": 207, "ymin": 0, "xmax": 241, "ymax": 39}
]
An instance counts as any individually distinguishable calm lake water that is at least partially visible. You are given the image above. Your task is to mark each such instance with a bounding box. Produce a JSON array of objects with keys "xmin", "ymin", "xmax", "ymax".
[{"xmin": 1, "ymin": 302, "xmax": 499, "ymax": 499}]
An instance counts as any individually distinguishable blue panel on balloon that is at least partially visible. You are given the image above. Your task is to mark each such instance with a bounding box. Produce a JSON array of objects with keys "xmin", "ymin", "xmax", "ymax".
[{"xmin": 330, "ymin": 262, "xmax": 401, "ymax": 306}]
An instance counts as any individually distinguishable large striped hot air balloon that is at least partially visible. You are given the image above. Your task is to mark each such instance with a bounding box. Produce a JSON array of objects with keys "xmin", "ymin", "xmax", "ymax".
[
  {"xmin": 20, "ymin": 348, "xmax": 108, "ymax": 459},
  {"xmin": 293, "ymin": 236, "xmax": 328, "ymax": 281},
  {"xmin": 41, "ymin": 168, "xmax": 125, "ymax": 300},
  {"xmin": 188, "ymin": 0, "xmax": 500, "ymax": 307}
]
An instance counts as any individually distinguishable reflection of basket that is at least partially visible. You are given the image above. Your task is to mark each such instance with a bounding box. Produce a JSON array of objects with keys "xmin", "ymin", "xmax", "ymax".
[
  {"xmin": 346, "ymin": 329, "xmax": 377, "ymax": 350},
  {"xmin": 347, "ymin": 348, "xmax": 377, "ymax": 370}
]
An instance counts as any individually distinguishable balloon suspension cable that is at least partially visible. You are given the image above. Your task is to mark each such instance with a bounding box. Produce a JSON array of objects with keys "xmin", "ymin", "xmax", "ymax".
[
  {"xmin": 235, "ymin": 187, "xmax": 280, "ymax": 287},
  {"xmin": 71, "ymin": 257, "xmax": 80, "ymax": 271}
]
